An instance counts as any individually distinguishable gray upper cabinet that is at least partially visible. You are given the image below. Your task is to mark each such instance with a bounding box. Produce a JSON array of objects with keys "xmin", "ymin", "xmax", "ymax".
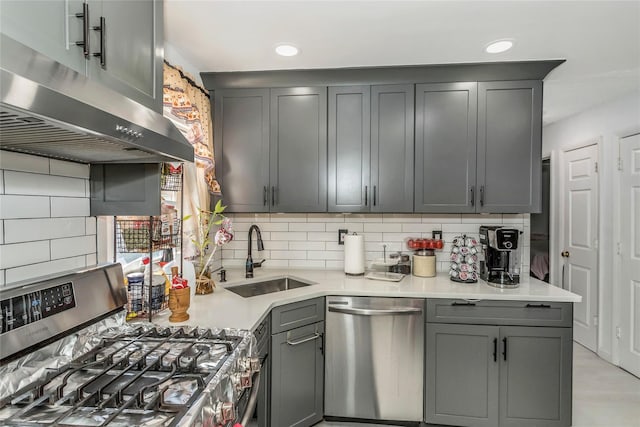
[
  {"xmin": 327, "ymin": 84, "xmax": 413, "ymax": 213},
  {"xmin": 415, "ymin": 83, "xmax": 477, "ymax": 213},
  {"xmin": 328, "ymin": 86, "xmax": 371, "ymax": 212},
  {"xmin": 214, "ymin": 89, "xmax": 270, "ymax": 213},
  {"xmin": 270, "ymin": 87, "xmax": 327, "ymax": 212},
  {"xmin": 87, "ymin": 0, "xmax": 164, "ymax": 112},
  {"xmin": 0, "ymin": 0, "xmax": 87, "ymax": 74},
  {"xmin": 1, "ymin": 0, "xmax": 164, "ymax": 112},
  {"xmin": 477, "ymin": 81, "xmax": 542, "ymax": 213},
  {"xmin": 90, "ymin": 163, "xmax": 161, "ymax": 215},
  {"xmin": 370, "ymin": 84, "xmax": 414, "ymax": 212}
]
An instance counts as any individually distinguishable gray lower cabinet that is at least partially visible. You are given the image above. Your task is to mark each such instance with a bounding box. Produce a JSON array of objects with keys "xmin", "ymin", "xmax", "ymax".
[
  {"xmin": 477, "ymin": 81, "xmax": 542, "ymax": 213},
  {"xmin": 271, "ymin": 322, "xmax": 324, "ymax": 427},
  {"xmin": 426, "ymin": 322, "xmax": 572, "ymax": 427},
  {"xmin": 328, "ymin": 84, "xmax": 414, "ymax": 213},
  {"xmin": 270, "ymin": 87, "xmax": 327, "ymax": 212},
  {"xmin": 415, "ymin": 82, "xmax": 477, "ymax": 213}
]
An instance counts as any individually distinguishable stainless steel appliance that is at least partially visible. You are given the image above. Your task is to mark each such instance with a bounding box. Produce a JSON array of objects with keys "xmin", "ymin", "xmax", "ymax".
[
  {"xmin": 325, "ymin": 297, "xmax": 424, "ymax": 422},
  {"xmin": 479, "ymin": 225, "xmax": 522, "ymax": 288},
  {"xmin": 0, "ymin": 264, "xmax": 260, "ymax": 426},
  {"xmin": 0, "ymin": 34, "xmax": 193, "ymax": 163}
]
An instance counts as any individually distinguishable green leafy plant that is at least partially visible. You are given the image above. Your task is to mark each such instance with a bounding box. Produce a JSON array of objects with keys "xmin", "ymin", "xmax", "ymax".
[{"xmin": 183, "ymin": 199, "xmax": 232, "ymax": 279}]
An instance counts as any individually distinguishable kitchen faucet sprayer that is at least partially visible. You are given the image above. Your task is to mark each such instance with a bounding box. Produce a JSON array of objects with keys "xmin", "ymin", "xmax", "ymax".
[{"xmin": 246, "ymin": 225, "xmax": 265, "ymax": 278}]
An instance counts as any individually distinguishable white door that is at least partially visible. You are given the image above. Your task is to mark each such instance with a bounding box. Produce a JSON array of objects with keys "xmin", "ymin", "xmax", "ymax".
[
  {"xmin": 563, "ymin": 144, "xmax": 599, "ymax": 351},
  {"xmin": 619, "ymin": 133, "xmax": 640, "ymax": 377}
]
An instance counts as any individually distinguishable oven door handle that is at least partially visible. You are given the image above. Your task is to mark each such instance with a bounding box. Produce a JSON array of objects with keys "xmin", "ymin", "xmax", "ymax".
[{"xmin": 239, "ymin": 370, "xmax": 261, "ymax": 426}]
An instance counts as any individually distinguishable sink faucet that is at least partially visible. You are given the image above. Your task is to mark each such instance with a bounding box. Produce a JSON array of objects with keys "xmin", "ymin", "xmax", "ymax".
[{"xmin": 246, "ymin": 225, "xmax": 265, "ymax": 278}]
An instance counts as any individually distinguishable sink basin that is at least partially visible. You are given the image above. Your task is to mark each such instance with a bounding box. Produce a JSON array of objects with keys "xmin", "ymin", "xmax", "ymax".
[{"xmin": 225, "ymin": 276, "xmax": 314, "ymax": 298}]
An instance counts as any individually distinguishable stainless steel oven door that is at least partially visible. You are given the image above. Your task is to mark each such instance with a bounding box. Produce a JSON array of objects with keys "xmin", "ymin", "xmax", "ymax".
[{"xmin": 237, "ymin": 370, "xmax": 261, "ymax": 426}]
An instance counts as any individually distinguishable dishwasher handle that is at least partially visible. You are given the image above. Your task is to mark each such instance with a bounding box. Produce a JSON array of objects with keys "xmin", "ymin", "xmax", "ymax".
[{"xmin": 328, "ymin": 306, "xmax": 422, "ymax": 316}]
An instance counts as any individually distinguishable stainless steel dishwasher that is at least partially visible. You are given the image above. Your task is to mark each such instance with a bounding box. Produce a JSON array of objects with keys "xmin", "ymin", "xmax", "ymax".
[{"xmin": 325, "ymin": 296, "xmax": 424, "ymax": 422}]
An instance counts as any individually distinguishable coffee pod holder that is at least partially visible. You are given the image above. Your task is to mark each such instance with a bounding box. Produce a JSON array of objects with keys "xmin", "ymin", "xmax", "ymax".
[{"xmin": 449, "ymin": 234, "xmax": 479, "ymax": 283}]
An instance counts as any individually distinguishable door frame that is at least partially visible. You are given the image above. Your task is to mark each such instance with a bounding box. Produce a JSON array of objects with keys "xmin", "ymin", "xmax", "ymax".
[
  {"xmin": 612, "ymin": 130, "xmax": 640, "ymax": 367},
  {"xmin": 554, "ymin": 138, "xmax": 601, "ymax": 349}
]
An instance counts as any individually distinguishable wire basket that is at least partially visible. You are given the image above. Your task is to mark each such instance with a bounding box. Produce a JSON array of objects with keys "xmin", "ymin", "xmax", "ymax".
[
  {"xmin": 126, "ymin": 273, "xmax": 168, "ymax": 320},
  {"xmin": 116, "ymin": 218, "xmax": 181, "ymax": 253},
  {"xmin": 161, "ymin": 172, "xmax": 182, "ymax": 192}
]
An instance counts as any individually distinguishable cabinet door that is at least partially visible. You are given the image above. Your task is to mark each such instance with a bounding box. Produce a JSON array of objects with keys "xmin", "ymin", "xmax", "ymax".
[
  {"xmin": 328, "ymin": 86, "xmax": 370, "ymax": 213},
  {"xmin": 425, "ymin": 323, "xmax": 499, "ymax": 427},
  {"xmin": 415, "ymin": 83, "xmax": 477, "ymax": 213},
  {"xmin": 87, "ymin": 0, "xmax": 163, "ymax": 112},
  {"xmin": 271, "ymin": 322, "xmax": 324, "ymax": 427},
  {"xmin": 270, "ymin": 87, "xmax": 327, "ymax": 212},
  {"xmin": 477, "ymin": 81, "xmax": 542, "ymax": 213},
  {"xmin": 214, "ymin": 89, "xmax": 270, "ymax": 213},
  {"xmin": 370, "ymin": 84, "xmax": 414, "ymax": 212},
  {"xmin": 0, "ymin": 0, "xmax": 87, "ymax": 74},
  {"xmin": 90, "ymin": 163, "xmax": 161, "ymax": 215},
  {"xmin": 499, "ymin": 327, "xmax": 572, "ymax": 427}
]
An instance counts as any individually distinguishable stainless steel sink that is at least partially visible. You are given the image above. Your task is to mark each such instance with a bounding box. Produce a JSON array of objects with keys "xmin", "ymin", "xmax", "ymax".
[{"xmin": 225, "ymin": 276, "xmax": 314, "ymax": 298}]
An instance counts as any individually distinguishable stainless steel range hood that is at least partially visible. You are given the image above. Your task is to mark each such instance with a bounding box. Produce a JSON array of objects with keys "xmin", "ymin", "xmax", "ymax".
[{"xmin": 0, "ymin": 34, "xmax": 194, "ymax": 164}]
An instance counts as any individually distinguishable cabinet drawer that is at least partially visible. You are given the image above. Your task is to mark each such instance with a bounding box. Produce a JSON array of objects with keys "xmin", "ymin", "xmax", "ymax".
[
  {"xmin": 426, "ymin": 299, "xmax": 572, "ymax": 327},
  {"xmin": 271, "ymin": 297, "xmax": 325, "ymax": 334}
]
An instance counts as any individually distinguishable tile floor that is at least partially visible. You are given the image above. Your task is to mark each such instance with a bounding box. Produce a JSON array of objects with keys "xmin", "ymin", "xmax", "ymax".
[{"xmin": 314, "ymin": 343, "xmax": 640, "ymax": 427}]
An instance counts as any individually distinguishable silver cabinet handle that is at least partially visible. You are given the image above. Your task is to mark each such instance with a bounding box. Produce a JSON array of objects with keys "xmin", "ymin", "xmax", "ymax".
[
  {"xmin": 286, "ymin": 332, "xmax": 321, "ymax": 346},
  {"xmin": 328, "ymin": 306, "xmax": 422, "ymax": 316}
]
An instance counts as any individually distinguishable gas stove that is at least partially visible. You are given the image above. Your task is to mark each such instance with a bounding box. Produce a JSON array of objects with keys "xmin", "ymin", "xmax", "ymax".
[{"xmin": 0, "ymin": 264, "xmax": 259, "ymax": 427}]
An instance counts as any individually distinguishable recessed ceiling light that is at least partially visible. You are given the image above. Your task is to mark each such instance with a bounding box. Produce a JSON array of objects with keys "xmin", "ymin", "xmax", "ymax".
[
  {"xmin": 275, "ymin": 44, "xmax": 299, "ymax": 57},
  {"xmin": 485, "ymin": 40, "xmax": 514, "ymax": 54}
]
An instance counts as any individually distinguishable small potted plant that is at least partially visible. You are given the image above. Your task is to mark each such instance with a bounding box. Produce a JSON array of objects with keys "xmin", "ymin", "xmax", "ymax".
[{"xmin": 184, "ymin": 200, "xmax": 233, "ymax": 294}]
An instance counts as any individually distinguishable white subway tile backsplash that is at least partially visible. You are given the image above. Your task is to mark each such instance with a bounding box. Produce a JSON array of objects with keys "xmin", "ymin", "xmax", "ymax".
[
  {"xmin": 289, "ymin": 260, "xmax": 325, "ymax": 269},
  {"xmin": 270, "ymin": 231, "xmax": 306, "ymax": 241},
  {"xmin": 364, "ymin": 223, "xmax": 401, "ymax": 233},
  {"xmin": 270, "ymin": 213, "xmax": 306, "ymax": 223},
  {"xmin": 0, "ymin": 221, "xmax": 3, "ymax": 244},
  {"xmin": 229, "ymin": 213, "xmax": 270, "ymax": 223},
  {"xmin": 50, "ymin": 235, "xmax": 96, "ymax": 260},
  {"xmin": 308, "ymin": 251, "xmax": 342, "ymax": 260},
  {"xmin": 50, "ymin": 197, "xmax": 90, "ymax": 217},
  {"xmin": 50, "ymin": 159, "xmax": 90, "ymax": 178},
  {"xmin": 4, "ymin": 217, "xmax": 87, "ymax": 243},
  {"xmin": 347, "ymin": 214, "xmax": 382, "ymax": 223},
  {"xmin": 422, "ymin": 214, "xmax": 462, "ymax": 224},
  {"xmin": 289, "ymin": 223, "xmax": 325, "ymax": 232},
  {"xmin": 86, "ymin": 217, "xmax": 97, "ymax": 235},
  {"xmin": 220, "ymin": 212, "xmax": 531, "ymax": 273},
  {"xmin": 307, "ymin": 232, "xmax": 335, "ymax": 242},
  {"xmin": 0, "ymin": 195, "xmax": 50, "ymax": 219},
  {"xmin": 5, "ymin": 256, "xmax": 86, "ymax": 284},
  {"xmin": 0, "ymin": 171, "xmax": 4, "ymax": 194},
  {"xmin": 4, "ymin": 171, "xmax": 85, "ymax": 197},
  {"xmin": 383, "ymin": 214, "xmax": 422, "ymax": 223},
  {"xmin": 0, "ymin": 240, "xmax": 50, "ymax": 269},
  {"xmin": 0, "ymin": 151, "xmax": 49, "ymax": 174},
  {"xmin": 0, "ymin": 270, "xmax": 5, "ymax": 286},
  {"xmin": 289, "ymin": 241, "xmax": 325, "ymax": 251},
  {"xmin": 271, "ymin": 250, "xmax": 306, "ymax": 260},
  {"xmin": 86, "ymin": 253, "xmax": 97, "ymax": 266}
]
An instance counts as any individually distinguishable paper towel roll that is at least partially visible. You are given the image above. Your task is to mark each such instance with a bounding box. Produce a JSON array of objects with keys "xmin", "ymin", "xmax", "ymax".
[{"xmin": 344, "ymin": 233, "xmax": 365, "ymax": 275}]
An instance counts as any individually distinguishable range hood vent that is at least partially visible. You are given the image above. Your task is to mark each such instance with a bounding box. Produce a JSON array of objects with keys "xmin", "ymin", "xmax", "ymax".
[{"xmin": 0, "ymin": 34, "xmax": 194, "ymax": 164}]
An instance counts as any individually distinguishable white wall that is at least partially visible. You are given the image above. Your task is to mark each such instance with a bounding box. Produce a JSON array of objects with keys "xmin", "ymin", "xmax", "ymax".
[
  {"xmin": 0, "ymin": 152, "xmax": 97, "ymax": 286},
  {"xmin": 543, "ymin": 92, "xmax": 640, "ymax": 363},
  {"xmin": 222, "ymin": 213, "xmax": 530, "ymax": 273},
  {"xmin": 164, "ymin": 41, "xmax": 204, "ymax": 87}
]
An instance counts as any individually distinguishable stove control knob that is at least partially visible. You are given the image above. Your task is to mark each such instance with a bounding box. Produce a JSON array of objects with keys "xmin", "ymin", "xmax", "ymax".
[
  {"xmin": 231, "ymin": 371, "xmax": 252, "ymax": 390},
  {"xmin": 238, "ymin": 356, "xmax": 261, "ymax": 373},
  {"xmin": 249, "ymin": 357, "xmax": 260, "ymax": 373},
  {"xmin": 213, "ymin": 402, "xmax": 235, "ymax": 423}
]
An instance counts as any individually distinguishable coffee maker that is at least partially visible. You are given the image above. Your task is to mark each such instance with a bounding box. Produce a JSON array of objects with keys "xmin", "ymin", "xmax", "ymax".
[{"xmin": 479, "ymin": 226, "xmax": 521, "ymax": 288}]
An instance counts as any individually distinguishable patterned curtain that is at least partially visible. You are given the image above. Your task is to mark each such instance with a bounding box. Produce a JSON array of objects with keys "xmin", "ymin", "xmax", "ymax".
[{"xmin": 163, "ymin": 62, "xmax": 220, "ymax": 259}]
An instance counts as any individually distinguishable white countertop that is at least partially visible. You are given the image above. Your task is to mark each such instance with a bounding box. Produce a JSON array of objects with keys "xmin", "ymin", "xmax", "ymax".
[{"xmin": 153, "ymin": 268, "xmax": 581, "ymax": 331}]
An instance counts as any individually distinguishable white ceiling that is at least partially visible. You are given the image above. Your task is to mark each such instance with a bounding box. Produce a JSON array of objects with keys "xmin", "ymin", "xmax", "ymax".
[{"xmin": 164, "ymin": 0, "xmax": 640, "ymax": 124}]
